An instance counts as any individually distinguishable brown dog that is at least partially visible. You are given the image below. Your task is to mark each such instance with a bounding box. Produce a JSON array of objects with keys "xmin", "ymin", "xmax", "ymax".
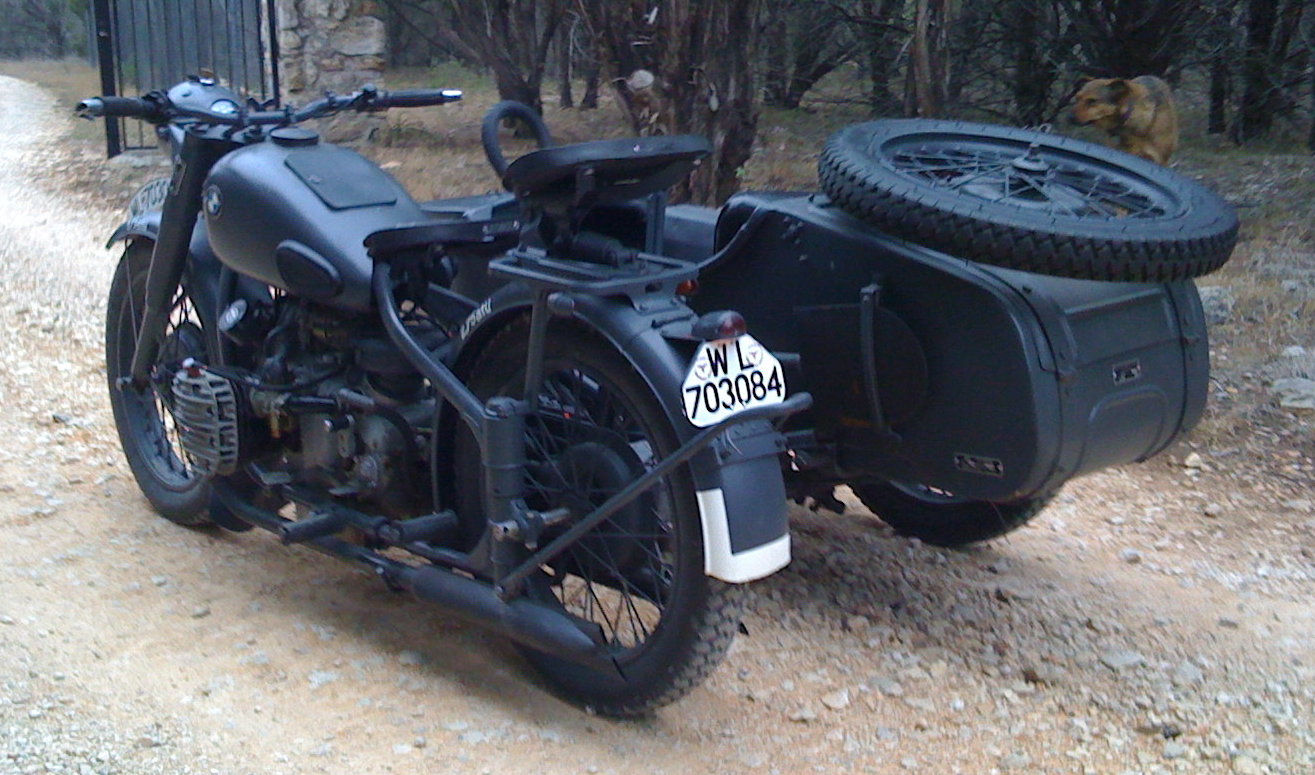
[{"xmin": 1069, "ymin": 75, "xmax": 1179, "ymax": 165}]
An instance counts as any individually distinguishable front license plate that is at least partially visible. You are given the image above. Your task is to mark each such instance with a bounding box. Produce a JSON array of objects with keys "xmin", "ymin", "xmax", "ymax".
[{"xmin": 682, "ymin": 334, "xmax": 786, "ymax": 427}]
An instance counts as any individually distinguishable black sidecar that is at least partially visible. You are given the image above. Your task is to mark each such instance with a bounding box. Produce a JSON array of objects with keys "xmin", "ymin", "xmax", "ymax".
[
  {"xmin": 666, "ymin": 192, "xmax": 1208, "ymax": 538},
  {"xmin": 437, "ymin": 115, "xmax": 1237, "ymax": 547}
]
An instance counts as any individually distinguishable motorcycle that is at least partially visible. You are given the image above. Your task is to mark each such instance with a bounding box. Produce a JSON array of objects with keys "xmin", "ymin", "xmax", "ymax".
[
  {"xmin": 78, "ymin": 77, "xmax": 810, "ymax": 717},
  {"xmin": 80, "ymin": 74, "xmax": 1236, "ymax": 715}
]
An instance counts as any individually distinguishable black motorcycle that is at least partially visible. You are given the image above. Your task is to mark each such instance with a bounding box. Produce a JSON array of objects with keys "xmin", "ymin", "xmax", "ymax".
[
  {"xmin": 79, "ymin": 77, "xmax": 809, "ymax": 716},
  {"xmin": 80, "ymin": 76, "xmax": 1236, "ymax": 715}
]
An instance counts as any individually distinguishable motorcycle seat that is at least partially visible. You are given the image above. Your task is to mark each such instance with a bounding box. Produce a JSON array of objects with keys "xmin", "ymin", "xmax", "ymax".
[{"xmin": 502, "ymin": 135, "xmax": 710, "ymax": 212}]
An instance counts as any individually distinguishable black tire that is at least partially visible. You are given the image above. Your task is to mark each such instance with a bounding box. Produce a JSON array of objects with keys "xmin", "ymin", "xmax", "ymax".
[
  {"xmin": 455, "ymin": 321, "xmax": 741, "ymax": 716},
  {"xmin": 818, "ymin": 119, "xmax": 1238, "ymax": 282},
  {"xmin": 106, "ymin": 240, "xmax": 213, "ymax": 526},
  {"xmin": 852, "ymin": 480, "xmax": 1052, "ymax": 547}
]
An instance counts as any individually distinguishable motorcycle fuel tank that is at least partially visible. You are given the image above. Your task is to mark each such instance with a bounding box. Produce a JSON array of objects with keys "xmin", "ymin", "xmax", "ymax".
[{"xmin": 203, "ymin": 128, "xmax": 428, "ymax": 311}]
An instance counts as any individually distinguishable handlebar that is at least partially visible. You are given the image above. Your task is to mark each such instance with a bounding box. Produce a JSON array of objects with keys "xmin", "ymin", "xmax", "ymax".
[
  {"xmin": 76, "ymin": 95, "xmax": 164, "ymax": 121},
  {"xmin": 369, "ymin": 88, "xmax": 463, "ymax": 110},
  {"xmin": 76, "ymin": 85, "xmax": 463, "ymax": 128}
]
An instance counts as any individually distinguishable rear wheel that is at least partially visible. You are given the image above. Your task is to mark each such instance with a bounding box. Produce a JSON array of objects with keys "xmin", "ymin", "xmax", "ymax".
[
  {"xmin": 106, "ymin": 240, "xmax": 213, "ymax": 525},
  {"xmin": 455, "ymin": 321, "xmax": 741, "ymax": 715},
  {"xmin": 852, "ymin": 480, "xmax": 1052, "ymax": 547}
]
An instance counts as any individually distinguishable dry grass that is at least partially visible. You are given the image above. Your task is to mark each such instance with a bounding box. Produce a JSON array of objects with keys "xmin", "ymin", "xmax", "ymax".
[
  {"xmin": 0, "ymin": 58, "xmax": 105, "ymax": 143},
  {"xmin": 368, "ymin": 65, "xmax": 849, "ymax": 200}
]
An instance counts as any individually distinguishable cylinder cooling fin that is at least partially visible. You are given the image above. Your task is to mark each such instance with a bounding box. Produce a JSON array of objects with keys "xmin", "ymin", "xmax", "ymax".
[{"xmin": 170, "ymin": 367, "xmax": 241, "ymax": 477}]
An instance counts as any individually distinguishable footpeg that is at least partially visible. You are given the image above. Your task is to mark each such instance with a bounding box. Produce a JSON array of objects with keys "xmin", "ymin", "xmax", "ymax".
[
  {"xmin": 279, "ymin": 509, "xmax": 348, "ymax": 544},
  {"xmin": 377, "ymin": 511, "xmax": 459, "ymax": 544}
]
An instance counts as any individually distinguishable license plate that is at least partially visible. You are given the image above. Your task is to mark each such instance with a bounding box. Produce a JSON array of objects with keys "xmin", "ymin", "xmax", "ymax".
[
  {"xmin": 682, "ymin": 334, "xmax": 786, "ymax": 427},
  {"xmin": 128, "ymin": 177, "xmax": 171, "ymax": 217}
]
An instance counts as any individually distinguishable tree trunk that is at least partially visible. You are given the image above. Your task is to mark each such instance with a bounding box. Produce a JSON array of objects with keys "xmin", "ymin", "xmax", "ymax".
[
  {"xmin": 1009, "ymin": 1, "xmax": 1051, "ymax": 125},
  {"xmin": 1209, "ymin": 52, "xmax": 1230, "ymax": 135},
  {"xmin": 905, "ymin": 0, "xmax": 956, "ymax": 117},
  {"xmin": 860, "ymin": 0, "xmax": 906, "ymax": 115},
  {"xmin": 578, "ymin": 0, "xmax": 764, "ymax": 205},
  {"xmin": 494, "ymin": 64, "xmax": 543, "ymax": 113},
  {"xmin": 1308, "ymin": 63, "xmax": 1315, "ymax": 152},
  {"xmin": 558, "ymin": 23, "xmax": 574, "ymax": 108},
  {"xmin": 762, "ymin": 3, "xmax": 789, "ymax": 107},
  {"xmin": 1237, "ymin": 0, "xmax": 1278, "ymax": 142},
  {"xmin": 581, "ymin": 59, "xmax": 600, "ymax": 109}
]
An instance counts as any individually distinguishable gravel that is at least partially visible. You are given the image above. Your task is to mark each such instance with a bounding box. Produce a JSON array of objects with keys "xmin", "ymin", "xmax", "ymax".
[{"xmin": 0, "ymin": 72, "xmax": 1313, "ymax": 775}]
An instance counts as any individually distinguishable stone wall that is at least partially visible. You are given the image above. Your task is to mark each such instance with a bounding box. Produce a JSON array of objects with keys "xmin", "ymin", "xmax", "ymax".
[{"xmin": 275, "ymin": 0, "xmax": 386, "ymax": 140}]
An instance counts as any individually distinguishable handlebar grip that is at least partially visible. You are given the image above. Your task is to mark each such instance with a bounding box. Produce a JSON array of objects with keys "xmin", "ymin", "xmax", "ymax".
[
  {"xmin": 375, "ymin": 89, "xmax": 463, "ymax": 109},
  {"xmin": 77, "ymin": 96, "xmax": 160, "ymax": 120}
]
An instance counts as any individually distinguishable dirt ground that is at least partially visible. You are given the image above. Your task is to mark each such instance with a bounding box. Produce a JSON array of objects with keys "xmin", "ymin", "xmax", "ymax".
[{"xmin": 1, "ymin": 73, "xmax": 1313, "ymax": 775}]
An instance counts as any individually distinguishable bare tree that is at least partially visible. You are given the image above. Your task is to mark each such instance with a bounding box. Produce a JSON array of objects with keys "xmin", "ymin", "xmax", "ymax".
[
  {"xmin": 577, "ymin": 0, "xmax": 765, "ymax": 205},
  {"xmin": 905, "ymin": 0, "xmax": 958, "ymax": 117},
  {"xmin": 838, "ymin": 0, "xmax": 907, "ymax": 115},
  {"xmin": 552, "ymin": 11, "xmax": 601, "ymax": 110},
  {"xmin": 1236, "ymin": 0, "xmax": 1307, "ymax": 141},
  {"xmin": 1203, "ymin": 1, "xmax": 1240, "ymax": 135},
  {"xmin": 0, "ymin": 0, "xmax": 86, "ymax": 58},
  {"xmin": 380, "ymin": 0, "xmax": 565, "ymax": 111},
  {"xmin": 1056, "ymin": 0, "xmax": 1208, "ymax": 78},
  {"xmin": 761, "ymin": 0, "xmax": 859, "ymax": 109}
]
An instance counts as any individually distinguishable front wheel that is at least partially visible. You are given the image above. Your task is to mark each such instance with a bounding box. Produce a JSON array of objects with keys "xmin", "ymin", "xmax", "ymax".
[
  {"xmin": 852, "ymin": 480, "xmax": 1053, "ymax": 547},
  {"xmin": 454, "ymin": 321, "xmax": 741, "ymax": 715},
  {"xmin": 106, "ymin": 240, "xmax": 213, "ymax": 525}
]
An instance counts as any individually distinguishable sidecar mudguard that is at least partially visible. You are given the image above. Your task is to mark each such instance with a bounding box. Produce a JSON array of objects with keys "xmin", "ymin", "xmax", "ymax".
[{"xmin": 452, "ymin": 284, "xmax": 791, "ymax": 584}]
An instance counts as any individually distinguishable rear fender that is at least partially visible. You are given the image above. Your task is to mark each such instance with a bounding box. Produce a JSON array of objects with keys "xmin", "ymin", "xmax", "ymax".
[{"xmin": 454, "ymin": 285, "xmax": 790, "ymax": 583}]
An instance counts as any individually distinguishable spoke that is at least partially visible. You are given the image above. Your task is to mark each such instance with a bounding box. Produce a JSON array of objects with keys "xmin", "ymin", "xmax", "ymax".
[
  {"xmin": 567, "ymin": 537, "xmax": 659, "ymax": 642},
  {"xmin": 522, "ymin": 361, "xmax": 677, "ymax": 653},
  {"xmin": 894, "ymin": 141, "xmax": 1171, "ymax": 221},
  {"xmin": 1015, "ymin": 173, "xmax": 1083, "ymax": 215}
]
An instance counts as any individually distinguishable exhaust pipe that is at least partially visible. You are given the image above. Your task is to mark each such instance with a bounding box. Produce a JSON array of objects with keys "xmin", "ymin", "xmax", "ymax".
[
  {"xmin": 394, "ymin": 564, "xmax": 618, "ymax": 674},
  {"xmin": 212, "ymin": 482, "xmax": 619, "ymax": 675}
]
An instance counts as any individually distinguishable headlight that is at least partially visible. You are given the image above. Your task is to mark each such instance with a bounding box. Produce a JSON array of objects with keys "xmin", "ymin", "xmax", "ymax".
[{"xmin": 210, "ymin": 99, "xmax": 240, "ymax": 115}]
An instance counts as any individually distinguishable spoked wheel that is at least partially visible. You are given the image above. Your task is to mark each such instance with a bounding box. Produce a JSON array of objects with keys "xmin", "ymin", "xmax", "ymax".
[
  {"xmin": 455, "ymin": 321, "xmax": 741, "ymax": 716},
  {"xmin": 852, "ymin": 480, "xmax": 1053, "ymax": 548},
  {"xmin": 106, "ymin": 240, "xmax": 213, "ymax": 525},
  {"xmin": 819, "ymin": 119, "xmax": 1238, "ymax": 281}
]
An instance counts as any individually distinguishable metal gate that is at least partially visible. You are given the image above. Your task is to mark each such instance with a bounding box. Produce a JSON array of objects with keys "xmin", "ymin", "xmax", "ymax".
[{"xmin": 91, "ymin": 0, "xmax": 280, "ymax": 156}]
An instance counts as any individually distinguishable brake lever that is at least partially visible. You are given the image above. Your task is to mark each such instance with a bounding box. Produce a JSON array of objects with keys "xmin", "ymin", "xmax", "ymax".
[{"xmin": 353, "ymin": 84, "xmax": 383, "ymax": 112}]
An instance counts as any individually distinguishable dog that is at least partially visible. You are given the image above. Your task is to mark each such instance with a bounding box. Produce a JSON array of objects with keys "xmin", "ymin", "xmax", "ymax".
[{"xmin": 1068, "ymin": 75, "xmax": 1179, "ymax": 165}]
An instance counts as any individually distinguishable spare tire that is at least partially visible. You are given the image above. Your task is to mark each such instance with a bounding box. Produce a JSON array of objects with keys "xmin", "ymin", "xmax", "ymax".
[{"xmin": 818, "ymin": 119, "xmax": 1238, "ymax": 282}]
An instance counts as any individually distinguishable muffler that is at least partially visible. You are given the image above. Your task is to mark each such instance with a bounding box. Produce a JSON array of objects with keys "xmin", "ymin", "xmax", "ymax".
[{"xmin": 212, "ymin": 481, "xmax": 618, "ymax": 675}]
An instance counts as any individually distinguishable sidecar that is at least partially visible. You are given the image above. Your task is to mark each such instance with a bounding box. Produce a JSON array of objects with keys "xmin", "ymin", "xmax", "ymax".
[
  {"xmin": 430, "ymin": 116, "xmax": 1237, "ymax": 546},
  {"xmin": 667, "ymin": 192, "xmax": 1207, "ymax": 502}
]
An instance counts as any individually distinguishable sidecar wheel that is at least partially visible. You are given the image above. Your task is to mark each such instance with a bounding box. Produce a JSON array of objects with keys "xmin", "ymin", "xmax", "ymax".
[
  {"xmin": 454, "ymin": 321, "xmax": 742, "ymax": 716},
  {"xmin": 106, "ymin": 241, "xmax": 213, "ymax": 525},
  {"xmin": 852, "ymin": 481, "xmax": 1052, "ymax": 547},
  {"xmin": 818, "ymin": 120, "xmax": 1237, "ymax": 281}
]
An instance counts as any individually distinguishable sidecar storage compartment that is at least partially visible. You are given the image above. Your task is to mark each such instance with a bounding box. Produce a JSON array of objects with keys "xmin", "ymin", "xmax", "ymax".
[{"xmin": 682, "ymin": 192, "xmax": 1208, "ymax": 502}]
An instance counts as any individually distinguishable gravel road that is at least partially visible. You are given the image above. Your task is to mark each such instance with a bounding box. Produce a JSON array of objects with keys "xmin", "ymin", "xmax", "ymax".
[{"xmin": 1, "ymin": 74, "xmax": 1313, "ymax": 775}]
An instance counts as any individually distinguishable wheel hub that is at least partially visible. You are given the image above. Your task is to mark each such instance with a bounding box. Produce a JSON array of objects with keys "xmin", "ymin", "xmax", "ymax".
[{"xmin": 546, "ymin": 441, "xmax": 656, "ymax": 579}]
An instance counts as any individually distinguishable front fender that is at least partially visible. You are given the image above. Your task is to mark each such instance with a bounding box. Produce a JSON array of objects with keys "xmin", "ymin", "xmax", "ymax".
[
  {"xmin": 106, "ymin": 211, "xmax": 161, "ymax": 248},
  {"xmin": 455, "ymin": 285, "xmax": 790, "ymax": 583}
]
